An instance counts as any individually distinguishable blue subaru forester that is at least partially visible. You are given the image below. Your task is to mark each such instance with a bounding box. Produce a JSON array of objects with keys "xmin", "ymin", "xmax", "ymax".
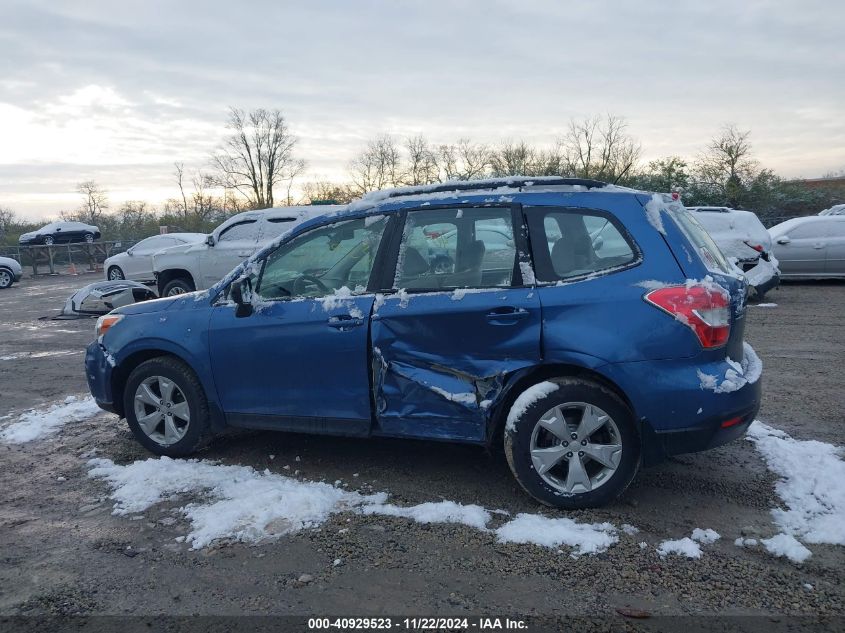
[{"xmin": 86, "ymin": 177, "xmax": 762, "ymax": 509}]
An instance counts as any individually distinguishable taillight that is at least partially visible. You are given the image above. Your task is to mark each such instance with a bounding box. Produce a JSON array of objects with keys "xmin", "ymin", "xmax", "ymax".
[
  {"xmin": 644, "ymin": 283, "xmax": 731, "ymax": 348},
  {"xmin": 743, "ymin": 240, "xmax": 764, "ymax": 253}
]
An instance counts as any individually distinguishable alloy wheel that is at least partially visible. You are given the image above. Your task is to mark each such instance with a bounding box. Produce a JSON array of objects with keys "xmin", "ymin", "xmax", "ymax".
[
  {"xmin": 133, "ymin": 375, "xmax": 191, "ymax": 446},
  {"xmin": 0, "ymin": 270, "xmax": 11, "ymax": 287},
  {"xmin": 529, "ymin": 402, "xmax": 623, "ymax": 495}
]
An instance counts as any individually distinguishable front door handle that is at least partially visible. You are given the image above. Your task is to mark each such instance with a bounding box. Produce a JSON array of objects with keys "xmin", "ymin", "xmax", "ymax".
[
  {"xmin": 327, "ymin": 314, "xmax": 365, "ymax": 330},
  {"xmin": 813, "ymin": 243, "xmax": 824, "ymax": 249},
  {"xmin": 486, "ymin": 307, "xmax": 530, "ymax": 325}
]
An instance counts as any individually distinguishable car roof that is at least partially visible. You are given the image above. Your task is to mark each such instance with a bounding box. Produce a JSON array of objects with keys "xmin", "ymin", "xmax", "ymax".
[
  {"xmin": 213, "ymin": 205, "xmax": 344, "ymax": 235},
  {"xmin": 769, "ymin": 215, "xmax": 845, "ymax": 235}
]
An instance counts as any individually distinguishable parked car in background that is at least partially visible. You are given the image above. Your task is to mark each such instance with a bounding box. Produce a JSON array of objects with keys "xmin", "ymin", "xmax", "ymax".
[
  {"xmin": 687, "ymin": 206, "xmax": 780, "ymax": 300},
  {"xmin": 769, "ymin": 216, "xmax": 845, "ymax": 278},
  {"xmin": 18, "ymin": 221, "xmax": 101, "ymax": 246},
  {"xmin": 818, "ymin": 204, "xmax": 845, "ymax": 216},
  {"xmin": 0, "ymin": 256, "xmax": 23, "ymax": 289},
  {"xmin": 152, "ymin": 206, "xmax": 340, "ymax": 296},
  {"xmin": 104, "ymin": 233, "xmax": 206, "ymax": 283},
  {"xmin": 87, "ymin": 178, "xmax": 762, "ymax": 510}
]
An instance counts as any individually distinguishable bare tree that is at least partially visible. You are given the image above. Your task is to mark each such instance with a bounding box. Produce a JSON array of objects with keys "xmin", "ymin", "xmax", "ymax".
[
  {"xmin": 74, "ymin": 181, "xmax": 109, "ymax": 225},
  {"xmin": 695, "ymin": 125, "xmax": 759, "ymax": 207},
  {"xmin": 560, "ymin": 115, "xmax": 641, "ymax": 183},
  {"xmin": 282, "ymin": 158, "xmax": 308, "ymax": 206},
  {"xmin": 174, "ymin": 162, "xmax": 190, "ymax": 219},
  {"xmin": 301, "ymin": 181, "xmax": 357, "ymax": 205},
  {"xmin": 212, "ymin": 107, "xmax": 301, "ymax": 208},
  {"xmin": 348, "ymin": 135, "xmax": 402, "ymax": 194},
  {"xmin": 403, "ymin": 135, "xmax": 440, "ymax": 185},
  {"xmin": 437, "ymin": 139, "xmax": 489, "ymax": 181}
]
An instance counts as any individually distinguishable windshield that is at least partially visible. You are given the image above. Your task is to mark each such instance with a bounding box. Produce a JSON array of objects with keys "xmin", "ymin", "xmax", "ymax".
[{"xmin": 670, "ymin": 207, "xmax": 733, "ymax": 274}]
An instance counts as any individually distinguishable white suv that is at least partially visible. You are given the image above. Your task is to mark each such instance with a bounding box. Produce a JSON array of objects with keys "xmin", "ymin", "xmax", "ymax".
[{"xmin": 153, "ymin": 206, "xmax": 341, "ymax": 296}]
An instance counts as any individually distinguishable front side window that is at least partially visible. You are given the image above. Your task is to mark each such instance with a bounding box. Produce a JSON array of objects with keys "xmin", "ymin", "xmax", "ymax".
[
  {"xmin": 394, "ymin": 208, "xmax": 516, "ymax": 290},
  {"xmin": 218, "ymin": 220, "xmax": 259, "ymax": 243},
  {"xmin": 255, "ymin": 216, "xmax": 387, "ymax": 300},
  {"xmin": 527, "ymin": 208, "xmax": 638, "ymax": 282}
]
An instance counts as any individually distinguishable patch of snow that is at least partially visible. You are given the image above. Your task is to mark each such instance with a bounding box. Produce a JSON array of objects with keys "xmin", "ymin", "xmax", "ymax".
[
  {"xmin": 505, "ymin": 381, "xmax": 559, "ymax": 432},
  {"xmin": 451, "ymin": 288, "xmax": 467, "ymax": 301},
  {"xmin": 747, "ymin": 421, "xmax": 845, "ymax": 546},
  {"xmin": 691, "ymin": 528, "xmax": 720, "ymax": 544},
  {"xmin": 363, "ymin": 501, "xmax": 491, "ymax": 531},
  {"xmin": 87, "ymin": 457, "xmax": 388, "ymax": 550},
  {"xmin": 698, "ymin": 342, "xmax": 762, "ymax": 394},
  {"xmin": 429, "ymin": 386, "xmax": 476, "ymax": 407},
  {"xmin": 761, "ymin": 533, "xmax": 812, "ymax": 563},
  {"xmin": 1, "ymin": 395, "xmax": 102, "ymax": 444},
  {"xmin": 644, "ymin": 194, "xmax": 667, "ymax": 234},
  {"xmin": 518, "ymin": 261, "xmax": 535, "ymax": 285},
  {"xmin": 635, "ymin": 279, "xmax": 669, "ymax": 290},
  {"xmin": 495, "ymin": 513, "xmax": 618, "ymax": 555},
  {"xmin": 734, "ymin": 537, "xmax": 758, "ymax": 547},
  {"xmin": 657, "ymin": 537, "xmax": 702, "ymax": 559},
  {"xmin": 397, "ymin": 288, "xmax": 409, "ymax": 308},
  {"xmin": 319, "ymin": 286, "xmax": 353, "ymax": 311},
  {"xmin": 751, "ymin": 303, "xmax": 778, "ymax": 308},
  {"xmin": 621, "ymin": 524, "xmax": 639, "ymax": 536}
]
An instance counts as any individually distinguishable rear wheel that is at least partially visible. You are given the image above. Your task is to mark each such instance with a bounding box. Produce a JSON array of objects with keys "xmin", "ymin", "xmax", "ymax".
[
  {"xmin": 162, "ymin": 277, "xmax": 195, "ymax": 296},
  {"xmin": 108, "ymin": 266, "xmax": 125, "ymax": 280},
  {"xmin": 124, "ymin": 356, "xmax": 212, "ymax": 456},
  {"xmin": 0, "ymin": 268, "xmax": 13, "ymax": 289},
  {"xmin": 504, "ymin": 377, "xmax": 640, "ymax": 509},
  {"xmin": 84, "ymin": 233, "xmax": 95, "ymax": 243}
]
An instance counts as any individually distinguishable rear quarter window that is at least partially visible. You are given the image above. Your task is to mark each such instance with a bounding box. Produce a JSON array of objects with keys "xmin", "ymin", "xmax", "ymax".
[{"xmin": 668, "ymin": 207, "xmax": 733, "ymax": 274}]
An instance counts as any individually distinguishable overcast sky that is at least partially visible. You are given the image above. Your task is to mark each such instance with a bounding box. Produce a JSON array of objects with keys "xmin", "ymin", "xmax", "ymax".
[{"xmin": 1, "ymin": 0, "xmax": 843, "ymax": 220}]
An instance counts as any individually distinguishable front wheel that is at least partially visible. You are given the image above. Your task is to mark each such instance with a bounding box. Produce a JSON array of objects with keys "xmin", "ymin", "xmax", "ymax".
[
  {"xmin": 504, "ymin": 377, "xmax": 640, "ymax": 509},
  {"xmin": 43, "ymin": 236, "xmax": 55, "ymax": 246},
  {"xmin": 0, "ymin": 268, "xmax": 14, "ymax": 289},
  {"xmin": 108, "ymin": 266, "xmax": 125, "ymax": 280},
  {"xmin": 84, "ymin": 233, "xmax": 95, "ymax": 243},
  {"xmin": 123, "ymin": 356, "xmax": 212, "ymax": 457}
]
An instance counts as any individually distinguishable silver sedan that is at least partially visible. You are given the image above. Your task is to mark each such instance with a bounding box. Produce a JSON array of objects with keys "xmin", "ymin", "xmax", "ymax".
[{"xmin": 769, "ymin": 216, "xmax": 845, "ymax": 278}]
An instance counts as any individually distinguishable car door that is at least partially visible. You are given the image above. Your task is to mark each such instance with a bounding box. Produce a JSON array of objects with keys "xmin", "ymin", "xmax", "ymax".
[
  {"xmin": 125, "ymin": 237, "xmax": 176, "ymax": 281},
  {"xmin": 822, "ymin": 220, "xmax": 845, "ymax": 275},
  {"xmin": 207, "ymin": 215, "xmax": 392, "ymax": 433},
  {"xmin": 201, "ymin": 219, "xmax": 260, "ymax": 287},
  {"xmin": 774, "ymin": 221, "xmax": 826, "ymax": 275},
  {"xmin": 370, "ymin": 205, "xmax": 542, "ymax": 443}
]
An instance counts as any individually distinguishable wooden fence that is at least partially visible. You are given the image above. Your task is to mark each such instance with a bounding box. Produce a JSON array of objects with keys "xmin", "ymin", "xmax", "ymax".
[{"xmin": 0, "ymin": 240, "xmax": 139, "ymax": 276}]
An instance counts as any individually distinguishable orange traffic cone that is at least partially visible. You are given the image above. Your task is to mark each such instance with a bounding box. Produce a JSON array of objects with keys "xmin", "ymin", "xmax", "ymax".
[{"xmin": 69, "ymin": 262, "xmax": 77, "ymax": 275}]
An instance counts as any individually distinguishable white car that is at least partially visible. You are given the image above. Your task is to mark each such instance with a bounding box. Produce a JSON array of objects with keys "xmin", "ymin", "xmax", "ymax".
[
  {"xmin": 153, "ymin": 206, "xmax": 341, "ymax": 296},
  {"xmin": 104, "ymin": 233, "xmax": 206, "ymax": 283},
  {"xmin": 686, "ymin": 206, "xmax": 781, "ymax": 299},
  {"xmin": 818, "ymin": 204, "xmax": 845, "ymax": 216},
  {"xmin": 769, "ymin": 216, "xmax": 845, "ymax": 278},
  {"xmin": 0, "ymin": 256, "xmax": 23, "ymax": 289}
]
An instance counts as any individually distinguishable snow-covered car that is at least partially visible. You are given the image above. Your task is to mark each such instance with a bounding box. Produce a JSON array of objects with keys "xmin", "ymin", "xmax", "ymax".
[
  {"xmin": 687, "ymin": 207, "xmax": 780, "ymax": 300},
  {"xmin": 153, "ymin": 206, "xmax": 341, "ymax": 296},
  {"xmin": 19, "ymin": 221, "xmax": 101, "ymax": 246},
  {"xmin": 818, "ymin": 204, "xmax": 845, "ymax": 216},
  {"xmin": 0, "ymin": 255, "xmax": 23, "ymax": 289},
  {"xmin": 104, "ymin": 233, "xmax": 206, "ymax": 283},
  {"xmin": 769, "ymin": 216, "xmax": 845, "ymax": 278}
]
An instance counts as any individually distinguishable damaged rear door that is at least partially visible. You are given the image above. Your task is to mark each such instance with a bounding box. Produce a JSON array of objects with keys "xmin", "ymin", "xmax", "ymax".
[{"xmin": 371, "ymin": 204, "xmax": 542, "ymax": 443}]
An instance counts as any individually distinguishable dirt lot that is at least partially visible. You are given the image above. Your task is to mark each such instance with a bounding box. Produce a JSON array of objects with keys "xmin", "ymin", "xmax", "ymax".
[{"xmin": 0, "ymin": 273, "xmax": 843, "ymax": 621}]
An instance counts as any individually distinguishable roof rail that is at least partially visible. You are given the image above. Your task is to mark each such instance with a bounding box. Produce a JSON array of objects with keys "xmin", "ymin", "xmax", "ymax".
[{"xmin": 383, "ymin": 177, "xmax": 608, "ymax": 200}]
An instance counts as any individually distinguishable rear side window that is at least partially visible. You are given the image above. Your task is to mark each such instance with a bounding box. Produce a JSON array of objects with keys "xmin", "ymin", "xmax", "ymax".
[
  {"xmin": 218, "ymin": 220, "xmax": 259, "ymax": 243},
  {"xmin": 526, "ymin": 208, "xmax": 638, "ymax": 282},
  {"xmin": 260, "ymin": 217, "xmax": 298, "ymax": 241},
  {"xmin": 395, "ymin": 207, "xmax": 517, "ymax": 290},
  {"xmin": 668, "ymin": 208, "xmax": 733, "ymax": 274}
]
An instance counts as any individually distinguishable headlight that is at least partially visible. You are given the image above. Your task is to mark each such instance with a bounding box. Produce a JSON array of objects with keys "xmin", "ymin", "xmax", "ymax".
[{"xmin": 96, "ymin": 314, "xmax": 124, "ymax": 338}]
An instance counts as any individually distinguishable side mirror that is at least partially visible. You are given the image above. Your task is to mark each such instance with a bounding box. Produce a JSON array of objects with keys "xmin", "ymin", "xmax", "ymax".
[
  {"xmin": 126, "ymin": 248, "xmax": 134, "ymax": 256},
  {"xmin": 777, "ymin": 236, "xmax": 791, "ymax": 245},
  {"xmin": 230, "ymin": 277, "xmax": 253, "ymax": 317},
  {"xmin": 205, "ymin": 234, "xmax": 215, "ymax": 247}
]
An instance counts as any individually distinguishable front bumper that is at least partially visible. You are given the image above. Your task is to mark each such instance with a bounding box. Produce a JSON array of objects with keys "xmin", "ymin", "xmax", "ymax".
[{"xmin": 85, "ymin": 341, "xmax": 117, "ymax": 414}]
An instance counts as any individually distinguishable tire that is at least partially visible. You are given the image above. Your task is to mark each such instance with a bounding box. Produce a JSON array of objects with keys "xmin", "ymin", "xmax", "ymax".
[
  {"xmin": 84, "ymin": 233, "xmax": 94, "ymax": 243},
  {"xmin": 123, "ymin": 356, "xmax": 212, "ymax": 457},
  {"xmin": 44, "ymin": 236, "xmax": 54, "ymax": 246},
  {"xmin": 108, "ymin": 266, "xmax": 125, "ymax": 280},
  {"xmin": 748, "ymin": 286, "xmax": 766, "ymax": 303},
  {"xmin": 162, "ymin": 277, "xmax": 195, "ymax": 296},
  {"xmin": 504, "ymin": 377, "xmax": 640, "ymax": 509},
  {"xmin": 0, "ymin": 268, "xmax": 14, "ymax": 289}
]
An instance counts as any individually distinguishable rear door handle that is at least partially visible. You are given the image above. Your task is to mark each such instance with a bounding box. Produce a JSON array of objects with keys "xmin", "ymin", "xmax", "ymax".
[
  {"xmin": 485, "ymin": 307, "xmax": 530, "ymax": 325},
  {"xmin": 327, "ymin": 314, "xmax": 365, "ymax": 330}
]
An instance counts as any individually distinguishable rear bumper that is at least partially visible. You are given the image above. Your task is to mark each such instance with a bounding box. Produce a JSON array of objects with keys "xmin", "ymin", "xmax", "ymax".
[
  {"xmin": 601, "ymin": 351, "xmax": 763, "ymax": 466},
  {"xmin": 85, "ymin": 341, "xmax": 117, "ymax": 414}
]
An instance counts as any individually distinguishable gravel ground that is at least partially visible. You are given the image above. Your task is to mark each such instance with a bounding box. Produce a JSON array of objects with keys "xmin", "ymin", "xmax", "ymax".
[{"xmin": 0, "ymin": 274, "xmax": 843, "ymax": 619}]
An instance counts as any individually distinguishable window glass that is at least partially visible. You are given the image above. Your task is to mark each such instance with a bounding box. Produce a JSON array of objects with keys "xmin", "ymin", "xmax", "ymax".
[
  {"xmin": 218, "ymin": 220, "xmax": 259, "ymax": 243},
  {"xmin": 528, "ymin": 209, "xmax": 638, "ymax": 282},
  {"xmin": 260, "ymin": 217, "xmax": 299, "ymax": 240},
  {"xmin": 789, "ymin": 222, "xmax": 822, "ymax": 239},
  {"xmin": 256, "ymin": 216, "xmax": 387, "ymax": 300},
  {"xmin": 667, "ymin": 207, "xmax": 732, "ymax": 274},
  {"xmin": 395, "ymin": 208, "xmax": 515, "ymax": 289}
]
